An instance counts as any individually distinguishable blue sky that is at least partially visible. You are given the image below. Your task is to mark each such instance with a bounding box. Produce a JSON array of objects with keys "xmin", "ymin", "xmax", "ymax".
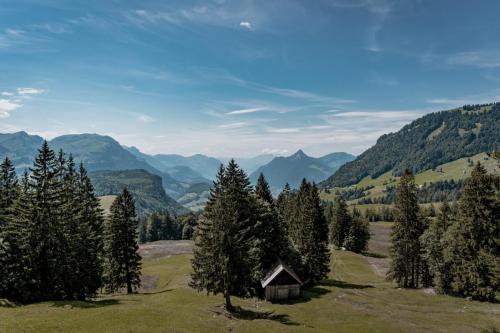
[{"xmin": 1, "ymin": 0, "xmax": 500, "ymax": 157}]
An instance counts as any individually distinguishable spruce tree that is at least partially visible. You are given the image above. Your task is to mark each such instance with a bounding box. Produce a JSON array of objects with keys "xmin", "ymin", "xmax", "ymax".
[
  {"xmin": 441, "ymin": 163, "xmax": 499, "ymax": 300},
  {"xmin": 421, "ymin": 200, "xmax": 453, "ymax": 293},
  {"xmin": 255, "ymin": 173, "xmax": 274, "ymax": 205},
  {"xmin": 289, "ymin": 180, "xmax": 330, "ymax": 285},
  {"xmin": 0, "ymin": 171, "xmax": 30, "ymax": 301},
  {"xmin": 387, "ymin": 170, "xmax": 426, "ymax": 288},
  {"xmin": 190, "ymin": 161, "xmax": 255, "ymax": 310},
  {"xmin": 344, "ymin": 207, "xmax": 370, "ymax": 253},
  {"xmin": 329, "ymin": 197, "xmax": 351, "ymax": 248},
  {"xmin": 104, "ymin": 189, "xmax": 142, "ymax": 294},
  {"xmin": 0, "ymin": 157, "xmax": 18, "ymax": 225},
  {"xmin": 75, "ymin": 161, "xmax": 105, "ymax": 298},
  {"xmin": 27, "ymin": 141, "xmax": 65, "ymax": 300}
]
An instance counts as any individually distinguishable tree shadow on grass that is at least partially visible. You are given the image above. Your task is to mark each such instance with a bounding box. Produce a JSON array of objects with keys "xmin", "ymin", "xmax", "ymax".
[
  {"xmin": 321, "ymin": 279, "xmax": 374, "ymax": 289},
  {"xmin": 51, "ymin": 299, "xmax": 121, "ymax": 309},
  {"xmin": 138, "ymin": 288, "xmax": 174, "ymax": 296},
  {"xmin": 271, "ymin": 286, "xmax": 331, "ymax": 305},
  {"xmin": 210, "ymin": 305, "xmax": 303, "ymax": 327}
]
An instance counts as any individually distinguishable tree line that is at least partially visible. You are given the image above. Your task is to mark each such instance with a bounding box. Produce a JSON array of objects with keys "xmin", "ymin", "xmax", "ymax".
[
  {"xmin": 0, "ymin": 142, "xmax": 142, "ymax": 302},
  {"xmin": 138, "ymin": 213, "xmax": 197, "ymax": 243},
  {"xmin": 387, "ymin": 163, "xmax": 499, "ymax": 301}
]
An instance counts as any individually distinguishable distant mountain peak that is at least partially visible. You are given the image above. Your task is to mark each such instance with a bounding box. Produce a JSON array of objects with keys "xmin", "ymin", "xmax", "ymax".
[{"xmin": 291, "ymin": 149, "xmax": 307, "ymax": 159}]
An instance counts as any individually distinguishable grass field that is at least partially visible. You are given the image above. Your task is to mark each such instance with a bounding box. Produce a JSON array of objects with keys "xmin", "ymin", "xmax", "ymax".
[{"xmin": 1, "ymin": 224, "xmax": 499, "ymax": 333}]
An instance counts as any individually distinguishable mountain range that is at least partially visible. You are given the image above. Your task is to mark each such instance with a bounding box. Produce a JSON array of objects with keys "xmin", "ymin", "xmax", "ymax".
[{"xmin": 0, "ymin": 131, "xmax": 354, "ymax": 213}]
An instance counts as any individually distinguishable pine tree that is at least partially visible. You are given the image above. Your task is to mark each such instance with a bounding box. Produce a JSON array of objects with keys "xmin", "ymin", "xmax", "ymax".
[
  {"xmin": 26, "ymin": 141, "xmax": 65, "ymax": 300},
  {"xmin": 344, "ymin": 207, "xmax": 370, "ymax": 253},
  {"xmin": 0, "ymin": 157, "xmax": 18, "ymax": 225},
  {"xmin": 387, "ymin": 170, "xmax": 426, "ymax": 288},
  {"xmin": 148, "ymin": 213, "xmax": 162, "ymax": 241},
  {"xmin": 104, "ymin": 189, "xmax": 142, "ymax": 294},
  {"xmin": 190, "ymin": 161, "xmax": 255, "ymax": 311},
  {"xmin": 441, "ymin": 163, "xmax": 499, "ymax": 300},
  {"xmin": 289, "ymin": 180, "xmax": 330, "ymax": 285},
  {"xmin": 0, "ymin": 171, "xmax": 30, "ymax": 301},
  {"xmin": 421, "ymin": 200, "xmax": 453, "ymax": 293},
  {"xmin": 329, "ymin": 197, "xmax": 351, "ymax": 248},
  {"xmin": 255, "ymin": 173, "xmax": 273, "ymax": 205},
  {"xmin": 75, "ymin": 161, "xmax": 105, "ymax": 298},
  {"xmin": 251, "ymin": 172, "xmax": 292, "ymax": 285}
]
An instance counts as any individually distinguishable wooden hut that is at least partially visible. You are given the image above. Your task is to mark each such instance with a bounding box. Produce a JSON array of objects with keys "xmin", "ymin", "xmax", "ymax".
[{"xmin": 261, "ymin": 259, "xmax": 303, "ymax": 301}]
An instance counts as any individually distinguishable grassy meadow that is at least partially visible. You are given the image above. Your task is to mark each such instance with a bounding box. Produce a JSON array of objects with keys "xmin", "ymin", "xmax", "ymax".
[{"xmin": 1, "ymin": 223, "xmax": 499, "ymax": 333}]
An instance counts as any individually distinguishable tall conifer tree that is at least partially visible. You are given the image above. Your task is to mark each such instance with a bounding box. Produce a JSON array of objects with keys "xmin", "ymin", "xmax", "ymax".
[
  {"xmin": 329, "ymin": 197, "xmax": 351, "ymax": 248},
  {"xmin": 387, "ymin": 170, "xmax": 426, "ymax": 288},
  {"xmin": 190, "ymin": 161, "xmax": 255, "ymax": 310},
  {"xmin": 441, "ymin": 163, "xmax": 499, "ymax": 300},
  {"xmin": 104, "ymin": 189, "xmax": 142, "ymax": 294}
]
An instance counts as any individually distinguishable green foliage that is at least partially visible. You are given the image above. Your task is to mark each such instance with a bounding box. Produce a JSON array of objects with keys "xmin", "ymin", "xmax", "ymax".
[
  {"xmin": 0, "ymin": 142, "xmax": 105, "ymax": 302},
  {"xmin": 439, "ymin": 163, "xmax": 499, "ymax": 301},
  {"xmin": 327, "ymin": 197, "xmax": 351, "ymax": 248},
  {"xmin": 387, "ymin": 170, "xmax": 428, "ymax": 288},
  {"xmin": 104, "ymin": 189, "xmax": 142, "ymax": 294},
  {"xmin": 255, "ymin": 173, "xmax": 274, "ymax": 205},
  {"xmin": 325, "ymin": 103, "xmax": 500, "ymax": 187},
  {"xmin": 287, "ymin": 179, "xmax": 330, "ymax": 285},
  {"xmin": 190, "ymin": 162, "xmax": 255, "ymax": 310},
  {"xmin": 344, "ymin": 208, "xmax": 370, "ymax": 253},
  {"xmin": 420, "ymin": 200, "xmax": 453, "ymax": 293}
]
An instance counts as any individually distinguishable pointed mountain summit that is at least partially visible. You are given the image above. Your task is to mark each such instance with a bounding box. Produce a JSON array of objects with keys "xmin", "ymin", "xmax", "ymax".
[{"xmin": 249, "ymin": 149, "xmax": 354, "ymax": 193}]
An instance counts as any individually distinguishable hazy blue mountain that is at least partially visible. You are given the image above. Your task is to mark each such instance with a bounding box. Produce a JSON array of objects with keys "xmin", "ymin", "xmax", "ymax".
[
  {"xmin": 318, "ymin": 152, "xmax": 356, "ymax": 170},
  {"xmin": 123, "ymin": 145, "xmax": 169, "ymax": 172},
  {"xmin": 0, "ymin": 131, "xmax": 44, "ymax": 171},
  {"xmin": 89, "ymin": 169, "xmax": 188, "ymax": 216},
  {"xmin": 124, "ymin": 146, "xmax": 210, "ymax": 184},
  {"xmin": 50, "ymin": 134, "xmax": 159, "ymax": 173},
  {"xmin": 220, "ymin": 154, "xmax": 276, "ymax": 174},
  {"xmin": 153, "ymin": 154, "xmax": 222, "ymax": 180},
  {"xmin": 250, "ymin": 150, "xmax": 332, "ymax": 192},
  {"xmin": 0, "ymin": 132, "xmax": 194, "ymax": 212}
]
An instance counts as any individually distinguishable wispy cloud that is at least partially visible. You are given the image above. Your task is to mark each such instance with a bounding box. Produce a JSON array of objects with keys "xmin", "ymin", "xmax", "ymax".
[
  {"xmin": 1, "ymin": 92, "xmax": 13, "ymax": 96},
  {"xmin": 226, "ymin": 107, "xmax": 268, "ymax": 115},
  {"xmin": 446, "ymin": 51, "xmax": 500, "ymax": 68},
  {"xmin": 0, "ymin": 99, "xmax": 23, "ymax": 118},
  {"xmin": 17, "ymin": 87, "xmax": 45, "ymax": 95},
  {"xmin": 239, "ymin": 21, "xmax": 252, "ymax": 30},
  {"xmin": 218, "ymin": 121, "xmax": 249, "ymax": 129},
  {"xmin": 137, "ymin": 114, "xmax": 155, "ymax": 123}
]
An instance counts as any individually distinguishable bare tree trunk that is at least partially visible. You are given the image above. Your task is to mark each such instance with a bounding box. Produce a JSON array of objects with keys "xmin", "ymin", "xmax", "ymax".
[{"xmin": 224, "ymin": 290, "xmax": 233, "ymax": 312}]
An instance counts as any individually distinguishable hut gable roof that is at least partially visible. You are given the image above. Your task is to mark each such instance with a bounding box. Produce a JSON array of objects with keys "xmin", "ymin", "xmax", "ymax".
[{"xmin": 261, "ymin": 259, "xmax": 303, "ymax": 288}]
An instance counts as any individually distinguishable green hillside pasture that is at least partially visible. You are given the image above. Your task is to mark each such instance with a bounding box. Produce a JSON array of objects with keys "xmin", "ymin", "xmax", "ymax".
[
  {"xmin": 1, "ymin": 240, "xmax": 499, "ymax": 332},
  {"xmin": 321, "ymin": 152, "xmax": 499, "ymax": 203}
]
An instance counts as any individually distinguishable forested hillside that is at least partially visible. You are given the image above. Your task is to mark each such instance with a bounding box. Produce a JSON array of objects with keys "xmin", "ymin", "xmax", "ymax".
[
  {"xmin": 89, "ymin": 169, "xmax": 188, "ymax": 216},
  {"xmin": 324, "ymin": 103, "xmax": 500, "ymax": 187}
]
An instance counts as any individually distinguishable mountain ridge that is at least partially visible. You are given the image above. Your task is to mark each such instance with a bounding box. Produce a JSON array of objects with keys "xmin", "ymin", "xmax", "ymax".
[{"xmin": 322, "ymin": 103, "xmax": 500, "ymax": 187}]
